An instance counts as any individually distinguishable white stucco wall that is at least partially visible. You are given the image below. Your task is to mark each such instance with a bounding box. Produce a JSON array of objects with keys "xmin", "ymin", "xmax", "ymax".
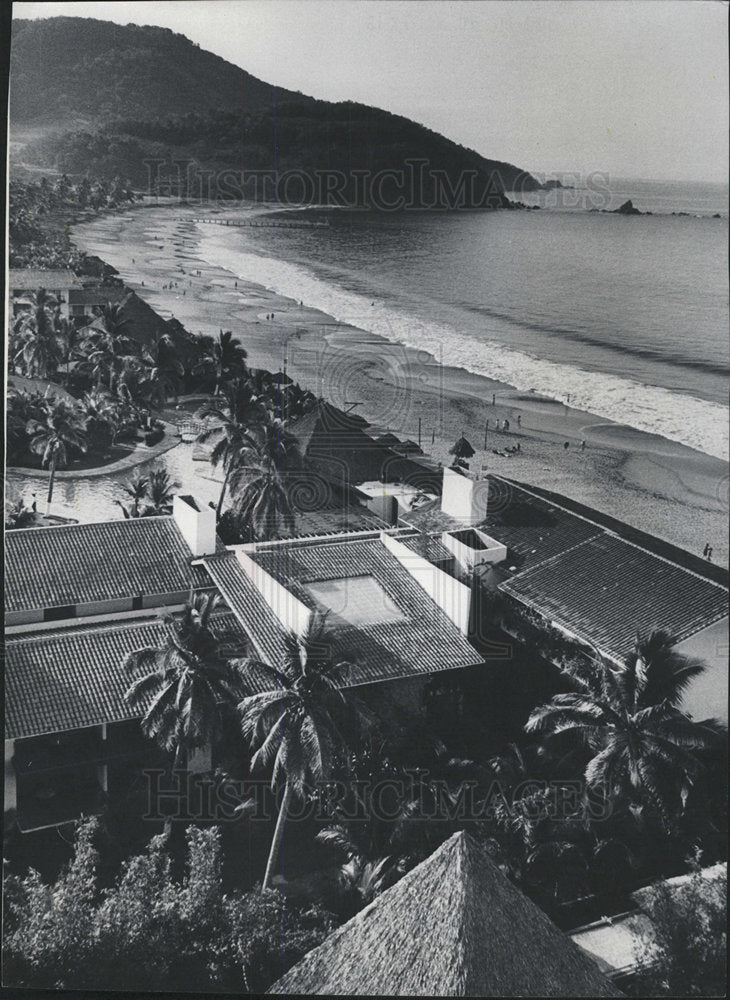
[
  {"xmin": 380, "ymin": 532, "xmax": 472, "ymax": 634},
  {"xmin": 236, "ymin": 550, "xmax": 312, "ymax": 636}
]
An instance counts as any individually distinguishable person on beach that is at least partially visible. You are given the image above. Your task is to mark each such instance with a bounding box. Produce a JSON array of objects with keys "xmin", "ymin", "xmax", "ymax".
[
  {"xmin": 564, "ymin": 441, "xmax": 570, "ymax": 450},
  {"xmin": 31, "ymin": 493, "xmax": 37, "ymax": 513},
  {"xmin": 580, "ymin": 440, "xmax": 586, "ymax": 451},
  {"xmin": 707, "ymin": 546, "xmax": 713, "ymax": 561},
  {"xmin": 503, "ymin": 419, "xmax": 510, "ymax": 432},
  {"xmin": 703, "ymin": 542, "xmax": 709, "ymax": 557},
  {"xmin": 516, "ymin": 442, "xmax": 521, "ymax": 452},
  {"xmin": 517, "ymin": 414, "xmax": 521, "ymax": 427},
  {"xmin": 492, "ymin": 393, "xmax": 496, "ymax": 405}
]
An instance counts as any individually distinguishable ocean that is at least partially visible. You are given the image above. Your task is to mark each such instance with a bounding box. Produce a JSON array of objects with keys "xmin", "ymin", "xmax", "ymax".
[{"xmin": 196, "ymin": 178, "xmax": 729, "ymax": 460}]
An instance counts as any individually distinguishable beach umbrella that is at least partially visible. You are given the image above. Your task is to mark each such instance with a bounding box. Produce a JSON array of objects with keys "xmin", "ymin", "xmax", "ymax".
[{"xmin": 449, "ymin": 435, "xmax": 475, "ymax": 459}]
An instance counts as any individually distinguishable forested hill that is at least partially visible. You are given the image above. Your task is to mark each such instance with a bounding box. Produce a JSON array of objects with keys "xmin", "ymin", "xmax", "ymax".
[
  {"xmin": 10, "ymin": 16, "xmax": 546, "ymax": 204},
  {"xmin": 9, "ymin": 16, "xmax": 311, "ymax": 122}
]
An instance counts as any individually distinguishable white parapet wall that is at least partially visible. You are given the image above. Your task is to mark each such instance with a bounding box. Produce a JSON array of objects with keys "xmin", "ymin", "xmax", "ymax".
[
  {"xmin": 235, "ymin": 549, "xmax": 312, "ymax": 637},
  {"xmin": 380, "ymin": 532, "xmax": 472, "ymax": 635},
  {"xmin": 440, "ymin": 467, "xmax": 490, "ymax": 525},
  {"xmin": 173, "ymin": 494, "xmax": 218, "ymax": 557},
  {"xmin": 442, "ymin": 528, "xmax": 508, "ymax": 574}
]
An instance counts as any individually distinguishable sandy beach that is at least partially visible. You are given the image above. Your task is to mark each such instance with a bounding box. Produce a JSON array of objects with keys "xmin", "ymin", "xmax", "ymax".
[{"xmin": 71, "ymin": 203, "xmax": 729, "ymax": 567}]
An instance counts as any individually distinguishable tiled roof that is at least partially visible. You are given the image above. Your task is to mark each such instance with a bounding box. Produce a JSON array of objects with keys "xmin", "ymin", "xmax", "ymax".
[
  {"xmin": 501, "ymin": 533, "xmax": 729, "ymax": 661},
  {"xmin": 202, "ymin": 553, "xmax": 289, "ymax": 672},
  {"xmin": 248, "ymin": 537, "xmax": 482, "ymax": 684},
  {"xmin": 5, "ymin": 613, "xmax": 245, "ymax": 739},
  {"xmin": 479, "ymin": 480, "xmax": 604, "ymax": 570},
  {"xmin": 9, "ymin": 269, "xmax": 77, "ymax": 288},
  {"xmin": 68, "ymin": 285, "xmax": 127, "ymax": 304},
  {"xmin": 5, "ymin": 518, "xmax": 197, "ymax": 613},
  {"xmin": 398, "ymin": 532, "xmax": 454, "ymax": 564},
  {"xmin": 403, "ymin": 478, "xmax": 603, "ymax": 571}
]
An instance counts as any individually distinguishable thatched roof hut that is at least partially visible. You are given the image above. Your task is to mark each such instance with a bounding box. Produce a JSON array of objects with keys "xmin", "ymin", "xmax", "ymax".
[
  {"xmin": 449, "ymin": 435, "xmax": 476, "ymax": 459},
  {"xmin": 268, "ymin": 832, "xmax": 622, "ymax": 996}
]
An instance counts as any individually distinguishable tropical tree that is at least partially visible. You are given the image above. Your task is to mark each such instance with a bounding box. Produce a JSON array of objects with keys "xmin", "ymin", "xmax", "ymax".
[
  {"xmin": 147, "ymin": 466, "xmax": 180, "ymax": 515},
  {"xmin": 115, "ymin": 474, "xmax": 150, "ymax": 519},
  {"xmin": 525, "ymin": 636, "xmax": 718, "ymax": 831},
  {"xmin": 197, "ymin": 379, "xmax": 265, "ymax": 519},
  {"xmin": 12, "ymin": 288, "xmax": 62, "ymax": 378},
  {"xmin": 7, "ymin": 387, "xmax": 49, "ymax": 463},
  {"xmin": 228, "ymin": 418, "xmax": 302, "ymax": 541},
  {"xmin": 79, "ymin": 387, "xmax": 118, "ymax": 452},
  {"xmin": 5, "ymin": 496, "xmax": 36, "ymax": 531},
  {"xmin": 139, "ymin": 332, "xmax": 184, "ymax": 410},
  {"xmin": 315, "ymin": 824, "xmax": 406, "ymax": 916},
  {"xmin": 123, "ymin": 593, "xmax": 250, "ymax": 772},
  {"xmin": 26, "ymin": 399, "xmax": 87, "ymax": 511},
  {"xmin": 81, "ymin": 303, "xmax": 139, "ymax": 391},
  {"xmin": 194, "ymin": 330, "xmax": 248, "ymax": 394},
  {"xmin": 238, "ymin": 613, "xmax": 354, "ymax": 891}
]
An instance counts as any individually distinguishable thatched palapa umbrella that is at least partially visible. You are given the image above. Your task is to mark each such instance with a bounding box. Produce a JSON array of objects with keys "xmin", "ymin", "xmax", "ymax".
[
  {"xmin": 449, "ymin": 434, "xmax": 476, "ymax": 459},
  {"xmin": 267, "ymin": 831, "xmax": 623, "ymax": 996}
]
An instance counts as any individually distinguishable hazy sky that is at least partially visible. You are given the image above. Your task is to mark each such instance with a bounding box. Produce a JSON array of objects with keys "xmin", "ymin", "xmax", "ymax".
[{"xmin": 14, "ymin": 1, "xmax": 730, "ymax": 182}]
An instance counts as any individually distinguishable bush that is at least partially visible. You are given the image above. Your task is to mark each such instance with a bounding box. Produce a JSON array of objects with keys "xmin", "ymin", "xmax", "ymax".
[
  {"xmin": 144, "ymin": 427, "xmax": 165, "ymax": 446},
  {"xmin": 3, "ymin": 819, "xmax": 335, "ymax": 992},
  {"xmin": 631, "ymin": 860, "xmax": 727, "ymax": 996}
]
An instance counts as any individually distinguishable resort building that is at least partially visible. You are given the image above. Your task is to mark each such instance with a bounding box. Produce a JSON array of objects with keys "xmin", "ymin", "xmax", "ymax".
[
  {"xmin": 8, "ymin": 268, "xmax": 79, "ymax": 318},
  {"xmin": 4, "ymin": 465, "xmax": 728, "ymax": 832},
  {"xmin": 67, "ymin": 282, "xmax": 127, "ymax": 323},
  {"xmin": 4, "ymin": 492, "xmax": 481, "ymax": 832},
  {"xmin": 403, "ymin": 469, "xmax": 729, "ymax": 723},
  {"xmin": 268, "ymin": 830, "xmax": 622, "ymax": 996}
]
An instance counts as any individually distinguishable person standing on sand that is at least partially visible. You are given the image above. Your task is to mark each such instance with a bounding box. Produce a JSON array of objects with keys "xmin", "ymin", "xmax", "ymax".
[
  {"xmin": 31, "ymin": 494, "xmax": 37, "ymax": 514},
  {"xmin": 564, "ymin": 441, "xmax": 570, "ymax": 450},
  {"xmin": 703, "ymin": 542, "xmax": 709, "ymax": 557},
  {"xmin": 580, "ymin": 440, "xmax": 586, "ymax": 451},
  {"xmin": 517, "ymin": 414, "xmax": 521, "ymax": 427},
  {"xmin": 503, "ymin": 419, "xmax": 510, "ymax": 432}
]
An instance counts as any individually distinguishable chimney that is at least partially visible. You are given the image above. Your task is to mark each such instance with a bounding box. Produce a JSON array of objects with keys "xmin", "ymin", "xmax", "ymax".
[
  {"xmin": 440, "ymin": 467, "xmax": 489, "ymax": 525},
  {"xmin": 365, "ymin": 492, "xmax": 399, "ymax": 527},
  {"xmin": 173, "ymin": 494, "xmax": 218, "ymax": 557}
]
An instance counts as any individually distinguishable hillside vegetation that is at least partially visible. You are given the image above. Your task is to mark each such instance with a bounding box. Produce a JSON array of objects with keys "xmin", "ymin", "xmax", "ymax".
[{"xmin": 11, "ymin": 17, "xmax": 544, "ymax": 205}]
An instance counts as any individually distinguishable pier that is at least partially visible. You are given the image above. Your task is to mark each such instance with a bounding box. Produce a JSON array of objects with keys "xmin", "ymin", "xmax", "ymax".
[{"xmin": 189, "ymin": 216, "xmax": 330, "ymax": 230}]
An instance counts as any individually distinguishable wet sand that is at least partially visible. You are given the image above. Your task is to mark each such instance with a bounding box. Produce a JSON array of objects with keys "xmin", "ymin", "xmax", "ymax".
[{"xmin": 71, "ymin": 204, "xmax": 729, "ymax": 566}]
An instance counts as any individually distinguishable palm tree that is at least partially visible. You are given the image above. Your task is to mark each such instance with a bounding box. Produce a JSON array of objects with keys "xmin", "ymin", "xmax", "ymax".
[
  {"xmin": 147, "ymin": 466, "xmax": 180, "ymax": 515},
  {"xmin": 12, "ymin": 287, "xmax": 62, "ymax": 378},
  {"xmin": 26, "ymin": 399, "xmax": 87, "ymax": 512},
  {"xmin": 525, "ymin": 638, "xmax": 718, "ymax": 831},
  {"xmin": 117, "ymin": 474, "xmax": 150, "ymax": 518},
  {"xmin": 194, "ymin": 330, "xmax": 248, "ymax": 394},
  {"xmin": 139, "ymin": 332, "xmax": 185, "ymax": 410},
  {"xmin": 123, "ymin": 593, "xmax": 250, "ymax": 772},
  {"xmin": 81, "ymin": 302, "xmax": 138, "ymax": 391},
  {"xmin": 228, "ymin": 418, "xmax": 302, "ymax": 541},
  {"xmin": 316, "ymin": 823, "xmax": 406, "ymax": 916},
  {"xmin": 197, "ymin": 379, "xmax": 265, "ymax": 519},
  {"xmin": 238, "ymin": 613, "xmax": 353, "ymax": 891}
]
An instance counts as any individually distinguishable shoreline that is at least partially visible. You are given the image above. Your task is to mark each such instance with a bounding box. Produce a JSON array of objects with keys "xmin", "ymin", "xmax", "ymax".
[{"xmin": 69, "ymin": 205, "xmax": 729, "ymax": 566}]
